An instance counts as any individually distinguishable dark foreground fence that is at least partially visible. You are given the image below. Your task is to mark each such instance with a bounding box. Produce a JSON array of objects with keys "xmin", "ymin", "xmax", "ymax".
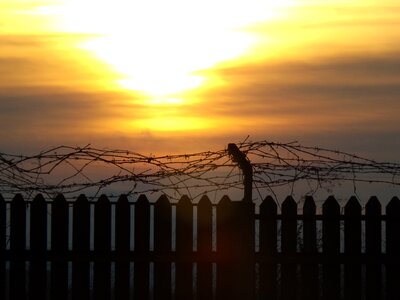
[{"xmin": 0, "ymin": 193, "xmax": 399, "ymax": 300}]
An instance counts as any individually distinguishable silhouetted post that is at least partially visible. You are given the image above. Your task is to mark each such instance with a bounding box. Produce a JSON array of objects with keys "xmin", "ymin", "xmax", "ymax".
[
  {"xmin": 365, "ymin": 196, "xmax": 382, "ymax": 300},
  {"xmin": 154, "ymin": 195, "xmax": 172, "ymax": 300},
  {"xmin": 197, "ymin": 195, "xmax": 213, "ymax": 300},
  {"xmin": 259, "ymin": 196, "xmax": 277, "ymax": 300},
  {"xmin": 0, "ymin": 194, "xmax": 5, "ymax": 300},
  {"xmin": 176, "ymin": 195, "xmax": 194, "ymax": 300},
  {"xmin": 344, "ymin": 196, "xmax": 362, "ymax": 300},
  {"xmin": 115, "ymin": 195, "xmax": 131, "ymax": 300},
  {"xmin": 29, "ymin": 194, "xmax": 47, "ymax": 300},
  {"xmin": 228, "ymin": 143, "xmax": 252, "ymax": 202},
  {"xmin": 10, "ymin": 194, "xmax": 26, "ymax": 300},
  {"xmin": 134, "ymin": 195, "xmax": 150, "ymax": 300},
  {"xmin": 72, "ymin": 194, "xmax": 90, "ymax": 300},
  {"xmin": 301, "ymin": 196, "xmax": 318, "ymax": 300},
  {"xmin": 51, "ymin": 194, "xmax": 69, "ymax": 300},
  {"xmin": 386, "ymin": 196, "xmax": 400, "ymax": 300},
  {"xmin": 322, "ymin": 196, "xmax": 340, "ymax": 300},
  {"xmin": 93, "ymin": 195, "xmax": 111, "ymax": 300},
  {"xmin": 281, "ymin": 196, "xmax": 297, "ymax": 300},
  {"xmin": 216, "ymin": 195, "xmax": 255, "ymax": 300}
]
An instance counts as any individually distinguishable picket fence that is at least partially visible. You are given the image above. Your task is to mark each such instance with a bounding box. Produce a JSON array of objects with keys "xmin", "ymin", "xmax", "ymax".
[{"xmin": 0, "ymin": 193, "xmax": 399, "ymax": 300}]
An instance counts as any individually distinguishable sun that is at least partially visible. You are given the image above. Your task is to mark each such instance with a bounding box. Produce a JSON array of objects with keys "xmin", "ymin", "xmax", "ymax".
[{"xmin": 37, "ymin": 0, "xmax": 291, "ymax": 104}]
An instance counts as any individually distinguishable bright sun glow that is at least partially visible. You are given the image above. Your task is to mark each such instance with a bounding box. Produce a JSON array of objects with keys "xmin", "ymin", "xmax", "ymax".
[{"xmin": 37, "ymin": 0, "xmax": 292, "ymax": 104}]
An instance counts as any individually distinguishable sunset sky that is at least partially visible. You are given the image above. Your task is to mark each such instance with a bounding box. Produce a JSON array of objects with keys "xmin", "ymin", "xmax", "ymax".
[{"xmin": 1, "ymin": 0, "xmax": 400, "ymax": 161}]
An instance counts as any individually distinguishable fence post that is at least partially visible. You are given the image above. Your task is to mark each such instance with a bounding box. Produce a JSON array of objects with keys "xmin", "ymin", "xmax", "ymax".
[
  {"xmin": 51, "ymin": 194, "xmax": 69, "ymax": 300},
  {"xmin": 134, "ymin": 194, "xmax": 150, "ymax": 300},
  {"xmin": 301, "ymin": 196, "xmax": 318, "ymax": 300},
  {"xmin": 259, "ymin": 195, "xmax": 277, "ymax": 300},
  {"xmin": 115, "ymin": 194, "xmax": 131, "ymax": 300},
  {"xmin": 176, "ymin": 195, "xmax": 193, "ymax": 300},
  {"xmin": 0, "ymin": 194, "xmax": 5, "ymax": 300},
  {"xmin": 72, "ymin": 194, "xmax": 90, "ymax": 300},
  {"xmin": 281, "ymin": 196, "xmax": 297, "ymax": 300},
  {"xmin": 197, "ymin": 195, "xmax": 213, "ymax": 300},
  {"xmin": 228, "ymin": 143, "xmax": 252, "ymax": 202},
  {"xmin": 93, "ymin": 195, "xmax": 111, "ymax": 300},
  {"xmin": 154, "ymin": 194, "xmax": 172, "ymax": 300},
  {"xmin": 322, "ymin": 196, "xmax": 340, "ymax": 300},
  {"xmin": 29, "ymin": 194, "xmax": 47, "ymax": 299},
  {"xmin": 10, "ymin": 194, "xmax": 26, "ymax": 300},
  {"xmin": 365, "ymin": 196, "xmax": 381, "ymax": 300},
  {"xmin": 386, "ymin": 196, "xmax": 400, "ymax": 300}
]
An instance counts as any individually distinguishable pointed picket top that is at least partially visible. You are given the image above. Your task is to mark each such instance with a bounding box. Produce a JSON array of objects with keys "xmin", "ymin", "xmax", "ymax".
[
  {"xmin": 198, "ymin": 195, "xmax": 212, "ymax": 207},
  {"xmin": 117, "ymin": 194, "xmax": 129, "ymax": 205},
  {"xmin": 12, "ymin": 193, "xmax": 24, "ymax": 204},
  {"xmin": 260, "ymin": 195, "xmax": 277, "ymax": 215},
  {"xmin": 98, "ymin": 194, "xmax": 110, "ymax": 205},
  {"xmin": 282, "ymin": 196, "xmax": 297, "ymax": 215},
  {"xmin": 136, "ymin": 194, "xmax": 150, "ymax": 205},
  {"xmin": 156, "ymin": 194, "xmax": 170, "ymax": 205},
  {"xmin": 177, "ymin": 195, "xmax": 192, "ymax": 206},
  {"xmin": 33, "ymin": 193, "xmax": 46, "ymax": 204},
  {"xmin": 54, "ymin": 193, "xmax": 67, "ymax": 203},
  {"xmin": 76, "ymin": 194, "xmax": 89, "ymax": 204},
  {"xmin": 322, "ymin": 195, "xmax": 340, "ymax": 215},
  {"xmin": 365, "ymin": 196, "xmax": 381, "ymax": 216},
  {"xmin": 386, "ymin": 196, "xmax": 400, "ymax": 216},
  {"xmin": 218, "ymin": 195, "xmax": 232, "ymax": 206},
  {"xmin": 303, "ymin": 196, "xmax": 316, "ymax": 215},
  {"xmin": 344, "ymin": 196, "xmax": 361, "ymax": 215}
]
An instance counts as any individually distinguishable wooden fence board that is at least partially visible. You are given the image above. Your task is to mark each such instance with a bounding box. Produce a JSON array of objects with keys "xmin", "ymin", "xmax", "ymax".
[
  {"xmin": 115, "ymin": 194, "xmax": 130, "ymax": 300},
  {"xmin": 0, "ymin": 194, "xmax": 5, "ymax": 300},
  {"xmin": 259, "ymin": 195, "xmax": 277, "ymax": 300},
  {"xmin": 72, "ymin": 194, "xmax": 90, "ymax": 300},
  {"xmin": 51, "ymin": 194, "xmax": 69, "ymax": 300},
  {"xmin": 93, "ymin": 195, "xmax": 111, "ymax": 300},
  {"xmin": 10, "ymin": 194, "xmax": 26, "ymax": 300},
  {"xmin": 344, "ymin": 196, "xmax": 362, "ymax": 300},
  {"xmin": 301, "ymin": 196, "xmax": 318, "ymax": 300},
  {"xmin": 365, "ymin": 196, "xmax": 382, "ymax": 300},
  {"xmin": 154, "ymin": 194, "xmax": 172, "ymax": 300},
  {"xmin": 175, "ymin": 195, "xmax": 193, "ymax": 300},
  {"xmin": 386, "ymin": 196, "xmax": 400, "ymax": 300},
  {"xmin": 281, "ymin": 196, "xmax": 297, "ymax": 300},
  {"xmin": 134, "ymin": 194, "xmax": 150, "ymax": 300},
  {"xmin": 29, "ymin": 194, "xmax": 47, "ymax": 300},
  {"xmin": 322, "ymin": 196, "xmax": 340, "ymax": 300},
  {"xmin": 197, "ymin": 195, "xmax": 213, "ymax": 300}
]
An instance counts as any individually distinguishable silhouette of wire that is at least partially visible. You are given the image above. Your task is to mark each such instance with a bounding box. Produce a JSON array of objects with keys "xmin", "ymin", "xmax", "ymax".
[{"xmin": 0, "ymin": 140, "xmax": 399, "ymax": 200}]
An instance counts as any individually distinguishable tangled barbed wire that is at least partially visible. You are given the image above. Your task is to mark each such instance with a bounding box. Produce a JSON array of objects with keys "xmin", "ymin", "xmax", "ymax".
[{"xmin": 0, "ymin": 139, "xmax": 399, "ymax": 201}]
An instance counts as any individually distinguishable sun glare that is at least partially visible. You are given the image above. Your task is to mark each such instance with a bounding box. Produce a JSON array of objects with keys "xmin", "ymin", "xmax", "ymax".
[
  {"xmin": 30, "ymin": 0, "xmax": 295, "ymax": 132},
  {"xmin": 39, "ymin": 0, "xmax": 291, "ymax": 100}
]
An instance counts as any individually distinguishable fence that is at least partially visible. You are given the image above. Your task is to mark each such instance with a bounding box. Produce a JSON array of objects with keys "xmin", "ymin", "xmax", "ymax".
[{"xmin": 0, "ymin": 193, "xmax": 399, "ymax": 300}]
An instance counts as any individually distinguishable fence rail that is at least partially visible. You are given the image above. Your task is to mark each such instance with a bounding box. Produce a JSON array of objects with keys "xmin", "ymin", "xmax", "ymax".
[{"xmin": 0, "ymin": 193, "xmax": 399, "ymax": 300}]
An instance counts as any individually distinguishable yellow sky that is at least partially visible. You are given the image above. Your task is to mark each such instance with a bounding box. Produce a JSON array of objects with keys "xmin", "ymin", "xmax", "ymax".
[{"xmin": 1, "ymin": 0, "xmax": 400, "ymax": 157}]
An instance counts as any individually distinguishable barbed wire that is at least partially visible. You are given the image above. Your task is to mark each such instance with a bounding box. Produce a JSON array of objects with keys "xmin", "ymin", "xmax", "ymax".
[{"xmin": 0, "ymin": 140, "xmax": 399, "ymax": 201}]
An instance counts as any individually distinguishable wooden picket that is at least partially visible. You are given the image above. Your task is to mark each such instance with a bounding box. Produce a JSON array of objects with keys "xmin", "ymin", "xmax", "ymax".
[
  {"xmin": 0, "ymin": 195, "xmax": 5, "ymax": 300},
  {"xmin": 301, "ymin": 196, "xmax": 318, "ymax": 300},
  {"xmin": 365, "ymin": 196, "xmax": 382, "ymax": 300},
  {"xmin": 0, "ymin": 193, "xmax": 399, "ymax": 299},
  {"xmin": 72, "ymin": 194, "xmax": 90, "ymax": 300},
  {"xmin": 196, "ymin": 195, "xmax": 213, "ymax": 300},
  {"xmin": 134, "ymin": 194, "xmax": 150, "ymax": 300}
]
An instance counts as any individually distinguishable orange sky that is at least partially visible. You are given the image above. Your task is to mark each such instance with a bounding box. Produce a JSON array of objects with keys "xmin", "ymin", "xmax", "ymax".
[{"xmin": 1, "ymin": 0, "xmax": 400, "ymax": 161}]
